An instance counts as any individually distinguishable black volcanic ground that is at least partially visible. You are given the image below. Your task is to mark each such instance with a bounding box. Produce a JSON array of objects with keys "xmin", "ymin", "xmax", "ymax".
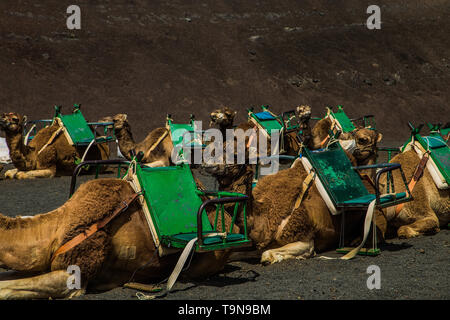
[{"xmin": 0, "ymin": 0, "xmax": 449, "ymax": 145}]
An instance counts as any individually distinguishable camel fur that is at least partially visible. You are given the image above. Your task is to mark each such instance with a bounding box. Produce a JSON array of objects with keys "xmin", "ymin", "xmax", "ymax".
[
  {"xmin": 0, "ymin": 178, "xmax": 235, "ymax": 299},
  {"xmin": 0, "ymin": 112, "xmax": 109, "ymax": 179},
  {"xmin": 380, "ymin": 149, "xmax": 450, "ymax": 238},
  {"xmin": 202, "ymin": 145, "xmax": 385, "ymax": 265},
  {"xmin": 111, "ymin": 114, "xmax": 173, "ymax": 167},
  {"xmin": 209, "ymin": 105, "xmax": 314, "ymax": 157}
]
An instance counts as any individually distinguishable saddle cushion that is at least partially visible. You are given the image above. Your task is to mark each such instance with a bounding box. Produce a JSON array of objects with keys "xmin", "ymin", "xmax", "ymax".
[{"xmin": 254, "ymin": 111, "xmax": 276, "ymax": 121}]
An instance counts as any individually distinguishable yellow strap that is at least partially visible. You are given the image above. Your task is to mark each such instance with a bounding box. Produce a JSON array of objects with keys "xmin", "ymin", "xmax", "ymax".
[
  {"xmin": 293, "ymin": 172, "xmax": 315, "ymax": 211},
  {"xmin": 37, "ymin": 126, "xmax": 63, "ymax": 155},
  {"xmin": 144, "ymin": 129, "xmax": 169, "ymax": 160}
]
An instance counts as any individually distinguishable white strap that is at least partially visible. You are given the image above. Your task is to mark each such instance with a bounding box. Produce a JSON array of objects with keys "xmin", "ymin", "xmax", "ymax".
[
  {"xmin": 166, "ymin": 237, "xmax": 198, "ymax": 291},
  {"xmin": 166, "ymin": 232, "xmax": 227, "ymax": 291},
  {"xmin": 341, "ymin": 198, "xmax": 377, "ymax": 260}
]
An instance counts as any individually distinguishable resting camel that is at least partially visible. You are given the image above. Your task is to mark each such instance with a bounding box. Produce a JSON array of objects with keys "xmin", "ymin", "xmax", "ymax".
[
  {"xmin": 0, "ymin": 177, "xmax": 238, "ymax": 299},
  {"xmin": 209, "ymin": 105, "xmax": 314, "ymax": 157},
  {"xmin": 380, "ymin": 148, "xmax": 450, "ymax": 239},
  {"xmin": 111, "ymin": 114, "xmax": 173, "ymax": 167},
  {"xmin": 202, "ymin": 143, "xmax": 385, "ymax": 265},
  {"xmin": 0, "ymin": 112, "xmax": 109, "ymax": 179}
]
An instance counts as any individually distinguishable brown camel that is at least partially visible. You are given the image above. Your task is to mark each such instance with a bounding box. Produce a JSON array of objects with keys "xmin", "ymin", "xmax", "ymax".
[
  {"xmin": 0, "ymin": 112, "xmax": 109, "ymax": 179},
  {"xmin": 380, "ymin": 149, "xmax": 449, "ymax": 239},
  {"xmin": 111, "ymin": 114, "xmax": 173, "ymax": 167},
  {"xmin": 209, "ymin": 105, "xmax": 314, "ymax": 157},
  {"xmin": 202, "ymin": 144, "xmax": 385, "ymax": 265},
  {"xmin": 0, "ymin": 177, "xmax": 237, "ymax": 299}
]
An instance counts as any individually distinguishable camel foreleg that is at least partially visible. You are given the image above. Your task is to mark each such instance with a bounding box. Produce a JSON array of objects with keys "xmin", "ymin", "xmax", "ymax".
[
  {"xmin": 397, "ymin": 216, "xmax": 440, "ymax": 238},
  {"xmin": 0, "ymin": 270, "xmax": 85, "ymax": 300},
  {"xmin": 4, "ymin": 168, "xmax": 18, "ymax": 179},
  {"xmin": 261, "ymin": 240, "xmax": 315, "ymax": 265},
  {"xmin": 14, "ymin": 169, "xmax": 56, "ymax": 179}
]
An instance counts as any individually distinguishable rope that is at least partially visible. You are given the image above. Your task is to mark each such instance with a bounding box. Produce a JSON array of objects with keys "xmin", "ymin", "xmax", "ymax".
[
  {"xmin": 37, "ymin": 126, "xmax": 63, "ymax": 155},
  {"xmin": 23, "ymin": 124, "xmax": 36, "ymax": 146}
]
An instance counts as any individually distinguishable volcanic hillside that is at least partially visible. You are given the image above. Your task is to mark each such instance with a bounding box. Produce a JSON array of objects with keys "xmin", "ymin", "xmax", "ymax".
[{"xmin": 0, "ymin": 0, "xmax": 449, "ymax": 145}]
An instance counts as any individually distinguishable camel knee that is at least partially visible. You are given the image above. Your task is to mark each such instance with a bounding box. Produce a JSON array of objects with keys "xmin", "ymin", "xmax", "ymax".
[
  {"xmin": 4, "ymin": 168, "xmax": 18, "ymax": 179},
  {"xmin": 397, "ymin": 217, "xmax": 439, "ymax": 239},
  {"xmin": 0, "ymin": 270, "xmax": 85, "ymax": 300}
]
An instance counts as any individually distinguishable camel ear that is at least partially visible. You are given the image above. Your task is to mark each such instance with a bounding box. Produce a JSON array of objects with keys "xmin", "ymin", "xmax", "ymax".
[
  {"xmin": 22, "ymin": 115, "xmax": 27, "ymax": 124},
  {"xmin": 377, "ymin": 132, "xmax": 383, "ymax": 143}
]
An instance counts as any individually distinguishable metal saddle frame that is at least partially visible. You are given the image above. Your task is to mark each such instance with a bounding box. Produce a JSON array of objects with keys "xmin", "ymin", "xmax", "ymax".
[{"xmin": 300, "ymin": 140, "xmax": 413, "ymax": 256}]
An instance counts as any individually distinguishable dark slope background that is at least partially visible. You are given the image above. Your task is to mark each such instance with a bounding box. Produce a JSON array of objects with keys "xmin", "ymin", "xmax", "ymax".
[{"xmin": 1, "ymin": 0, "xmax": 449, "ymax": 145}]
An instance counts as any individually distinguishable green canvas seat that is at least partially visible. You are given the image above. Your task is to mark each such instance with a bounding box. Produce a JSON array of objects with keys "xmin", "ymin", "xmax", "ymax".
[
  {"xmin": 131, "ymin": 162, "xmax": 251, "ymax": 252},
  {"xmin": 301, "ymin": 142, "xmax": 412, "ymax": 257},
  {"xmin": 54, "ymin": 105, "xmax": 114, "ymax": 146},
  {"xmin": 342, "ymin": 192, "xmax": 407, "ymax": 206},
  {"xmin": 248, "ymin": 105, "xmax": 283, "ymax": 137},
  {"xmin": 302, "ymin": 142, "xmax": 411, "ymax": 210},
  {"xmin": 166, "ymin": 115, "xmax": 205, "ymax": 162},
  {"xmin": 327, "ymin": 105, "xmax": 356, "ymax": 133}
]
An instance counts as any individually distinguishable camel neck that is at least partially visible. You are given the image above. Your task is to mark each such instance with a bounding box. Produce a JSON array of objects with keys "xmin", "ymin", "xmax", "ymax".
[
  {"xmin": 5, "ymin": 130, "xmax": 31, "ymax": 170},
  {"xmin": 0, "ymin": 211, "xmax": 61, "ymax": 271},
  {"xmin": 115, "ymin": 126, "xmax": 136, "ymax": 159}
]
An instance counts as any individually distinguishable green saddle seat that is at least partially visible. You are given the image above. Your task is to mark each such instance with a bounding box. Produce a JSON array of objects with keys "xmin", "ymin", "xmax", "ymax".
[
  {"xmin": 169, "ymin": 232, "xmax": 246, "ymax": 246},
  {"xmin": 328, "ymin": 105, "xmax": 356, "ymax": 133},
  {"xmin": 248, "ymin": 106, "xmax": 283, "ymax": 137},
  {"xmin": 133, "ymin": 162, "xmax": 250, "ymax": 252},
  {"xmin": 56, "ymin": 107, "xmax": 114, "ymax": 146},
  {"xmin": 342, "ymin": 192, "xmax": 407, "ymax": 206},
  {"xmin": 303, "ymin": 142, "xmax": 410, "ymax": 209},
  {"xmin": 402, "ymin": 131, "xmax": 450, "ymax": 186}
]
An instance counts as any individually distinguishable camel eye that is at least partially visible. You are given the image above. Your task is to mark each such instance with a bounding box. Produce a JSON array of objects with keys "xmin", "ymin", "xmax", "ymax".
[{"xmin": 358, "ymin": 137, "xmax": 369, "ymax": 144}]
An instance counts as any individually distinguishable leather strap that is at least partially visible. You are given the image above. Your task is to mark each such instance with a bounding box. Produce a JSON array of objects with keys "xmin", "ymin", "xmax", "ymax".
[
  {"xmin": 293, "ymin": 171, "xmax": 315, "ymax": 211},
  {"xmin": 394, "ymin": 152, "xmax": 429, "ymax": 216},
  {"xmin": 51, "ymin": 192, "xmax": 141, "ymax": 263}
]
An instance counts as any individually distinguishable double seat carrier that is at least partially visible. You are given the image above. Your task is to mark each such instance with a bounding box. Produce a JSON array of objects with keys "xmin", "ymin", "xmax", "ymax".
[{"xmin": 24, "ymin": 104, "xmax": 115, "ymax": 163}]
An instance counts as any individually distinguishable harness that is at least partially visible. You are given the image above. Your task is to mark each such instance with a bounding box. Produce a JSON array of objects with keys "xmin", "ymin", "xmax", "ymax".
[{"xmin": 51, "ymin": 192, "xmax": 141, "ymax": 264}]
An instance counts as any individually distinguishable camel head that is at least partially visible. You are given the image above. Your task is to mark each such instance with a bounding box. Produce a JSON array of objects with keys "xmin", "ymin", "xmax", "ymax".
[
  {"xmin": 0, "ymin": 112, "xmax": 27, "ymax": 134},
  {"xmin": 295, "ymin": 105, "xmax": 312, "ymax": 123},
  {"xmin": 210, "ymin": 107, "xmax": 237, "ymax": 129},
  {"xmin": 200, "ymin": 141, "xmax": 252, "ymax": 188},
  {"xmin": 111, "ymin": 114, "xmax": 129, "ymax": 131},
  {"xmin": 351, "ymin": 127, "xmax": 382, "ymax": 163}
]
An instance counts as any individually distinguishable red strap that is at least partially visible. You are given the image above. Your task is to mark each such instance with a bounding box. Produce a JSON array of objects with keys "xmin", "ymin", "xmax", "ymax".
[
  {"xmin": 394, "ymin": 153, "xmax": 429, "ymax": 217},
  {"xmin": 51, "ymin": 193, "xmax": 140, "ymax": 263}
]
